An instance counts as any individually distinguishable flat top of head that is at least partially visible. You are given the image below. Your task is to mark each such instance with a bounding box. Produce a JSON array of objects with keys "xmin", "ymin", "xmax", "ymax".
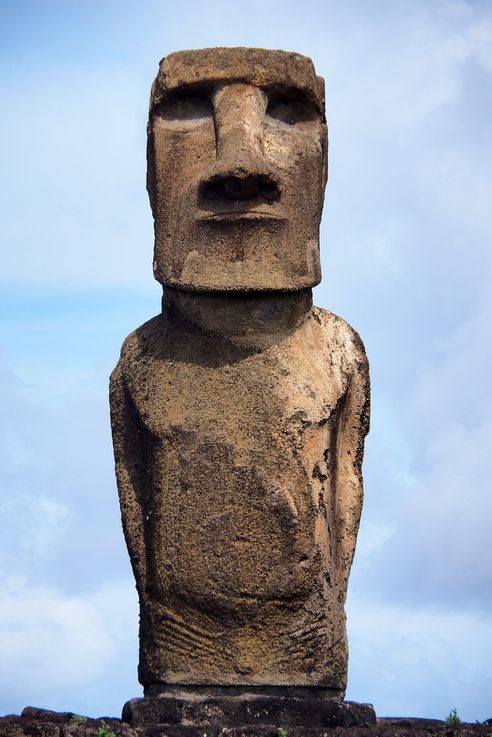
[{"xmin": 151, "ymin": 47, "xmax": 324, "ymax": 111}]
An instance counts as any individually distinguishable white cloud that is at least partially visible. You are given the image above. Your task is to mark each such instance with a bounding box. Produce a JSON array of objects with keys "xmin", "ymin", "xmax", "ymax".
[
  {"xmin": 351, "ymin": 296, "xmax": 492, "ymax": 612},
  {"xmin": 0, "ymin": 493, "xmax": 69, "ymax": 560},
  {"xmin": 346, "ymin": 593, "xmax": 492, "ymax": 722},
  {"xmin": 0, "ymin": 573, "xmax": 138, "ymax": 717},
  {"xmin": 0, "ymin": 356, "xmax": 131, "ymax": 594},
  {"xmin": 411, "ymin": 302, "xmax": 492, "ymax": 433},
  {"xmin": 0, "ymin": 577, "xmax": 114, "ymax": 686},
  {"xmin": 375, "ymin": 420, "xmax": 492, "ymax": 611}
]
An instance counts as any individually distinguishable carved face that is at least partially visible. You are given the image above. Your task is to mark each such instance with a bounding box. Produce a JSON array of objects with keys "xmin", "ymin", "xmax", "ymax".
[{"xmin": 147, "ymin": 48, "xmax": 328, "ymax": 292}]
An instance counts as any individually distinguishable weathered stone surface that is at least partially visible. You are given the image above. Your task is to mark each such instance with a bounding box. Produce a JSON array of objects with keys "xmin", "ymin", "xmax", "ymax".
[
  {"xmin": 110, "ymin": 47, "xmax": 370, "ymax": 695},
  {"xmin": 1, "ymin": 709, "xmax": 492, "ymax": 737},
  {"xmin": 111, "ymin": 289, "xmax": 369, "ymax": 690},
  {"xmin": 147, "ymin": 47, "xmax": 327, "ymax": 292},
  {"xmin": 123, "ymin": 688, "xmax": 376, "ymax": 728},
  {"xmin": 0, "ymin": 710, "xmax": 133, "ymax": 737}
]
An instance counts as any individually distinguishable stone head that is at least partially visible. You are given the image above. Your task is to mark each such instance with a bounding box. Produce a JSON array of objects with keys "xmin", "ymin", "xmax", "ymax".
[{"xmin": 147, "ymin": 48, "xmax": 328, "ymax": 292}]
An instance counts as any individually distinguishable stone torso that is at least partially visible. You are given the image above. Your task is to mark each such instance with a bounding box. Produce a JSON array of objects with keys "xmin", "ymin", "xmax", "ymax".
[{"xmin": 112, "ymin": 304, "xmax": 367, "ymax": 688}]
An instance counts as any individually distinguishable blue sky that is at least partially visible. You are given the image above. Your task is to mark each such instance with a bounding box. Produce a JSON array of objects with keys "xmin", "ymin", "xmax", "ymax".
[{"xmin": 1, "ymin": 0, "xmax": 491, "ymax": 722}]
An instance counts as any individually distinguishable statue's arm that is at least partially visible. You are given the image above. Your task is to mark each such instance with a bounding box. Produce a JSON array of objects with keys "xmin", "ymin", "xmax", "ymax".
[
  {"xmin": 334, "ymin": 331, "xmax": 370, "ymax": 594},
  {"xmin": 109, "ymin": 361, "xmax": 147, "ymax": 597}
]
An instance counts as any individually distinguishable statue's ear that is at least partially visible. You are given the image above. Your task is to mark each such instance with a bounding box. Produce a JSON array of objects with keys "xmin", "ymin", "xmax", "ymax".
[
  {"xmin": 146, "ymin": 119, "xmax": 156, "ymax": 218},
  {"xmin": 316, "ymin": 75, "xmax": 326, "ymax": 117},
  {"xmin": 323, "ymin": 123, "xmax": 329, "ymax": 190},
  {"xmin": 316, "ymin": 75, "xmax": 328, "ymax": 189},
  {"xmin": 146, "ymin": 73, "xmax": 163, "ymax": 219}
]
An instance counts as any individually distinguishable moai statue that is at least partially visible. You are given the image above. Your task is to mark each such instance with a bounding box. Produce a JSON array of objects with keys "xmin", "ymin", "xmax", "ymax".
[{"xmin": 111, "ymin": 48, "xmax": 372, "ymax": 728}]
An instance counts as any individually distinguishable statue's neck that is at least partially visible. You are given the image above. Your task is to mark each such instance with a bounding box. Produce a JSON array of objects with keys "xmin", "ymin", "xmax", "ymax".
[{"xmin": 162, "ymin": 287, "xmax": 313, "ymax": 350}]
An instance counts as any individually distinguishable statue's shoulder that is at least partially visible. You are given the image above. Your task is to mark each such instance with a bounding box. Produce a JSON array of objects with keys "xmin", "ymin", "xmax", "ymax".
[
  {"xmin": 113, "ymin": 314, "xmax": 163, "ymax": 380},
  {"xmin": 310, "ymin": 306, "xmax": 368, "ymax": 368}
]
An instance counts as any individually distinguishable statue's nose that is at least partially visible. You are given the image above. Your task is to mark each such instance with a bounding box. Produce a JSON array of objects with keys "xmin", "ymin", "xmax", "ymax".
[
  {"xmin": 200, "ymin": 84, "xmax": 281, "ymax": 203},
  {"xmin": 201, "ymin": 168, "xmax": 280, "ymax": 202}
]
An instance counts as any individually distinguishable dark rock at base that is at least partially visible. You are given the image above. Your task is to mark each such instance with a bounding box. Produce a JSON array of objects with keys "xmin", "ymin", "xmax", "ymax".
[
  {"xmin": 0, "ymin": 708, "xmax": 131, "ymax": 737},
  {"xmin": 1, "ymin": 704, "xmax": 492, "ymax": 737},
  {"xmin": 123, "ymin": 686, "xmax": 376, "ymax": 729},
  {"xmin": 20, "ymin": 709, "xmax": 74, "ymax": 722}
]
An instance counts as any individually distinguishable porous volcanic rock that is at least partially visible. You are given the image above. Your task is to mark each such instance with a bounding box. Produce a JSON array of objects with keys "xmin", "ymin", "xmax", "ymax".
[
  {"xmin": 1, "ymin": 707, "xmax": 492, "ymax": 737},
  {"xmin": 110, "ymin": 46, "xmax": 370, "ymax": 696}
]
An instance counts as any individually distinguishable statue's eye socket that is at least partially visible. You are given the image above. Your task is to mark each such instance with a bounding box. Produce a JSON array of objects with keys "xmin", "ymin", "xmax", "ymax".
[
  {"xmin": 155, "ymin": 93, "xmax": 211, "ymax": 122},
  {"xmin": 266, "ymin": 95, "xmax": 319, "ymax": 126}
]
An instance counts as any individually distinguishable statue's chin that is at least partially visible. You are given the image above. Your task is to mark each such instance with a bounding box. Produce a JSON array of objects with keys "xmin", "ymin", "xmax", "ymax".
[{"xmin": 153, "ymin": 218, "xmax": 321, "ymax": 292}]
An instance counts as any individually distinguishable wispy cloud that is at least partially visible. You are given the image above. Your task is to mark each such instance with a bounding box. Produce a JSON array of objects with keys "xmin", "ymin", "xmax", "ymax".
[{"xmin": 0, "ymin": 574, "xmax": 138, "ymax": 717}]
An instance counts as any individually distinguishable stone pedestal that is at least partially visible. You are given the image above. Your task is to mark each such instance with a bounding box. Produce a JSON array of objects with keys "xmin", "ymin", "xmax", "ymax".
[
  {"xmin": 3, "ymin": 706, "xmax": 492, "ymax": 737},
  {"xmin": 122, "ymin": 686, "xmax": 377, "ymax": 736}
]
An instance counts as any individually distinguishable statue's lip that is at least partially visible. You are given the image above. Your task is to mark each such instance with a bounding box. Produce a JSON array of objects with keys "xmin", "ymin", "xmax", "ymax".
[{"xmin": 198, "ymin": 210, "xmax": 286, "ymax": 223}]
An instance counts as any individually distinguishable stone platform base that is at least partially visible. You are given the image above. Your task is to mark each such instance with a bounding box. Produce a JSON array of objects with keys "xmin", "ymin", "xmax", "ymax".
[
  {"xmin": 1, "ymin": 705, "xmax": 492, "ymax": 737},
  {"xmin": 122, "ymin": 685, "xmax": 377, "ymax": 734}
]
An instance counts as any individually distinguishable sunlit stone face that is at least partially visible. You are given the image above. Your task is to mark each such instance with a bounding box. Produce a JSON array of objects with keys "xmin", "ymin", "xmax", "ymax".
[{"xmin": 147, "ymin": 48, "xmax": 328, "ymax": 292}]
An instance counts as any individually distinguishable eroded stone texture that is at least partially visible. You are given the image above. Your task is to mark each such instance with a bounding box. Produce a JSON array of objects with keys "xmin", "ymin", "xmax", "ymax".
[
  {"xmin": 110, "ymin": 48, "xmax": 370, "ymax": 695},
  {"xmin": 3, "ymin": 708, "xmax": 492, "ymax": 737},
  {"xmin": 146, "ymin": 48, "xmax": 326, "ymax": 292}
]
